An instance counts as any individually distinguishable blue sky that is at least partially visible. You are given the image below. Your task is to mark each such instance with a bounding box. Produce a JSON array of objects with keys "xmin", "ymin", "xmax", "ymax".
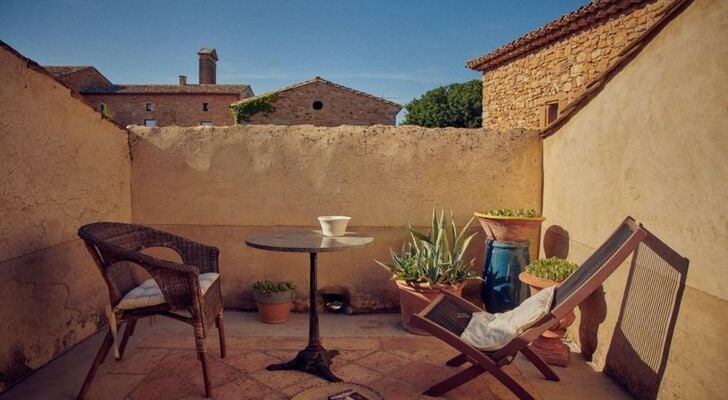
[{"xmin": 1, "ymin": 0, "xmax": 585, "ymax": 116}]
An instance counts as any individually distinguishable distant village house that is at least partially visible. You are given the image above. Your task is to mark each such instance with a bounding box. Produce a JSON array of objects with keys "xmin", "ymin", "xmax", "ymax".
[
  {"xmin": 45, "ymin": 48, "xmax": 253, "ymax": 127},
  {"xmin": 230, "ymin": 77, "xmax": 402, "ymax": 126}
]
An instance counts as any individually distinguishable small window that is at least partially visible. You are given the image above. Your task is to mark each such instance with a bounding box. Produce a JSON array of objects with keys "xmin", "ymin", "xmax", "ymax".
[
  {"xmin": 202, "ymin": 102, "xmax": 209, "ymax": 112},
  {"xmin": 144, "ymin": 119, "xmax": 157, "ymax": 127},
  {"xmin": 200, "ymin": 121, "xmax": 213, "ymax": 126},
  {"xmin": 146, "ymin": 103, "xmax": 153, "ymax": 112},
  {"xmin": 546, "ymin": 102, "xmax": 559, "ymax": 125},
  {"xmin": 99, "ymin": 103, "xmax": 106, "ymax": 112},
  {"xmin": 312, "ymin": 100, "xmax": 323, "ymax": 110}
]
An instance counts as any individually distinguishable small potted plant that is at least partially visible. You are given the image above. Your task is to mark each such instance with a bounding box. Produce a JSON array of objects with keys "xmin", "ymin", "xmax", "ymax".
[
  {"xmin": 252, "ymin": 280, "xmax": 296, "ymax": 324},
  {"xmin": 519, "ymin": 257, "xmax": 579, "ymax": 366},
  {"xmin": 473, "ymin": 208, "xmax": 545, "ymax": 242},
  {"xmin": 376, "ymin": 210, "xmax": 480, "ymax": 335}
]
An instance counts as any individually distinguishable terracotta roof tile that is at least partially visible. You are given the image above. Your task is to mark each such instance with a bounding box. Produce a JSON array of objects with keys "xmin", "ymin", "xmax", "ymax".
[
  {"xmin": 82, "ymin": 84, "xmax": 251, "ymax": 95},
  {"xmin": 467, "ymin": 0, "xmax": 658, "ymax": 71},
  {"xmin": 43, "ymin": 65, "xmax": 94, "ymax": 76},
  {"xmin": 231, "ymin": 76, "xmax": 402, "ymax": 109}
]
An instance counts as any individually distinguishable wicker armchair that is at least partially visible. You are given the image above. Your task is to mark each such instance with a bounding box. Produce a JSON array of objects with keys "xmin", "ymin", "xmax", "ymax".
[{"xmin": 76, "ymin": 222, "xmax": 226, "ymax": 399}]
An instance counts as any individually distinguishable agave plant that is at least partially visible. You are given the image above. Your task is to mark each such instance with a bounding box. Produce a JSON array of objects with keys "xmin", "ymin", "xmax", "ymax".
[{"xmin": 376, "ymin": 210, "xmax": 480, "ymax": 286}]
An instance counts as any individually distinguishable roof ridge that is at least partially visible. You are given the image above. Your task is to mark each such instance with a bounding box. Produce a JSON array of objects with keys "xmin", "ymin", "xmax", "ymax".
[
  {"xmin": 467, "ymin": 0, "xmax": 658, "ymax": 71},
  {"xmin": 231, "ymin": 76, "xmax": 401, "ymax": 108}
]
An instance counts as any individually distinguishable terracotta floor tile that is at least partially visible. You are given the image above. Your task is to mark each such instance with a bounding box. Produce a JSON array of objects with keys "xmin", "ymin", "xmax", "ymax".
[
  {"xmin": 224, "ymin": 350, "xmax": 281, "ymax": 373},
  {"xmin": 136, "ymin": 334, "xmax": 196, "ymax": 350},
  {"xmin": 335, "ymin": 349, "xmax": 377, "ymax": 361},
  {"xmin": 322, "ymin": 337, "xmax": 381, "ymax": 351},
  {"xmin": 259, "ymin": 336, "xmax": 309, "ymax": 350},
  {"xmin": 265, "ymin": 349, "xmax": 300, "ymax": 362},
  {"xmin": 250, "ymin": 368, "xmax": 311, "ymax": 390},
  {"xmin": 390, "ymin": 361, "xmax": 454, "ymax": 391},
  {"xmin": 213, "ymin": 376, "xmax": 274, "ymax": 400},
  {"xmin": 128, "ymin": 368, "xmax": 196, "ymax": 400},
  {"xmin": 109, "ymin": 348, "xmax": 170, "ymax": 374},
  {"xmin": 159, "ymin": 352, "xmax": 241, "ymax": 390},
  {"xmin": 280, "ymin": 376, "xmax": 326, "ymax": 396},
  {"xmin": 86, "ymin": 372, "xmax": 146, "ymax": 400},
  {"xmin": 332, "ymin": 363, "xmax": 382, "ymax": 384},
  {"xmin": 368, "ymin": 376, "xmax": 422, "ymax": 400},
  {"xmin": 259, "ymin": 392, "xmax": 290, "ymax": 400},
  {"xmin": 357, "ymin": 350, "xmax": 412, "ymax": 374},
  {"xmin": 218, "ymin": 336, "xmax": 265, "ymax": 350}
]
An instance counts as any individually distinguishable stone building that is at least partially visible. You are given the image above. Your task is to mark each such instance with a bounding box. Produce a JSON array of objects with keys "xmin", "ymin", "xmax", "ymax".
[
  {"xmin": 467, "ymin": 0, "xmax": 672, "ymax": 130},
  {"xmin": 45, "ymin": 48, "xmax": 253, "ymax": 127},
  {"xmin": 231, "ymin": 77, "xmax": 402, "ymax": 126}
]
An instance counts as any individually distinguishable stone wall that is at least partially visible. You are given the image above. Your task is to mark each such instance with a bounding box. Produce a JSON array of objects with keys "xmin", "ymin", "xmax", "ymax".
[
  {"xmin": 541, "ymin": 0, "xmax": 728, "ymax": 398},
  {"xmin": 482, "ymin": 0, "xmax": 670, "ymax": 130},
  {"xmin": 246, "ymin": 81, "xmax": 401, "ymax": 126},
  {"xmin": 83, "ymin": 92, "xmax": 244, "ymax": 127},
  {"xmin": 128, "ymin": 124, "xmax": 542, "ymax": 311},
  {"xmin": 0, "ymin": 44, "xmax": 132, "ymax": 392}
]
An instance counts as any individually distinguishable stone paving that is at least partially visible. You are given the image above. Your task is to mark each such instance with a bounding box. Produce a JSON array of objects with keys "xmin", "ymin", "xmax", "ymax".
[
  {"xmin": 84, "ymin": 335, "xmax": 537, "ymax": 400},
  {"xmin": 2, "ymin": 313, "xmax": 631, "ymax": 400}
]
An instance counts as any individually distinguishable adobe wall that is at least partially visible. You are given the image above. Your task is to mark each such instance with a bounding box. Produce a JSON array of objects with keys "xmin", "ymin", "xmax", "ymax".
[
  {"xmin": 128, "ymin": 124, "xmax": 542, "ymax": 311},
  {"xmin": 246, "ymin": 81, "xmax": 401, "ymax": 126},
  {"xmin": 0, "ymin": 46, "xmax": 132, "ymax": 391},
  {"xmin": 83, "ymin": 92, "xmax": 243, "ymax": 127},
  {"xmin": 482, "ymin": 0, "xmax": 670, "ymax": 130},
  {"xmin": 541, "ymin": 0, "xmax": 728, "ymax": 398}
]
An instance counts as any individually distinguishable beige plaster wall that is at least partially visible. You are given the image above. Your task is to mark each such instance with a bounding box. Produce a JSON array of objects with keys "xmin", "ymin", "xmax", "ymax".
[
  {"xmin": 128, "ymin": 124, "xmax": 542, "ymax": 310},
  {"xmin": 0, "ymin": 45, "xmax": 132, "ymax": 392},
  {"xmin": 541, "ymin": 0, "xmax": 728, "ymax": 398}
]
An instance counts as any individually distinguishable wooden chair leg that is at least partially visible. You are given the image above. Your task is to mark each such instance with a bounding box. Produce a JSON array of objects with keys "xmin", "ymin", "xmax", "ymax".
[
  {"xmin": 117, "ymin": 319, "xmax": 137, "ymax": 360},
  {"xmin": 194, "ymin": 330, "xmax": 212, "ymax": 397},
  {"xmin": 216, "ymin": 312, "xmax": 226, "ymax": 359},
  {"xmin": 520, "ymin": 346, "xmax": 560, "ymax": 381},
  {"xmin": 77, "ymin": 330, "xmax": 114, "ymax": 400},
  {"xmin": 489, "ymin": 365, "xmax": 537, "ymax": 400},
  {"xmin": 424, "ymin": 365, "xmax": 486, "ymax": 396},
  {"xmin": 445, "ymin": 353, "xmax": 468, "ymax": 367}
]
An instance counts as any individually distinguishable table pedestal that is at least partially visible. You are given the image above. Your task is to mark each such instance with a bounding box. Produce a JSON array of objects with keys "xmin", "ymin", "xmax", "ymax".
[{"xmin": 266, "ymin": 253, "xmax": 341, "ymax": 381}]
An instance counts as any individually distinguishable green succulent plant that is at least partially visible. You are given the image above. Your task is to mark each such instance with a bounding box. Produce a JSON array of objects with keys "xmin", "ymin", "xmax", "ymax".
[
  {"xmin": 525, "ymin": 257, "xmax": 579, "ymax": 283},
  {"xmin": 484, "ymin": 208, "xmax": 540, "ymax": 218},
  {"xmin": 252, "ymin": 280, "xmax": 295, "ymax": 294},
  {"xmin": 376, "ymin": 210, "xmax": 480, "ymax": 286}
]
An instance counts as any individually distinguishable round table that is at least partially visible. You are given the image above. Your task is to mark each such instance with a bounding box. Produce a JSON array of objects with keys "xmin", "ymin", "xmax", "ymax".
[{"xmin": 245, "ymin": 230, "xmax": 373, "ymax": 382}]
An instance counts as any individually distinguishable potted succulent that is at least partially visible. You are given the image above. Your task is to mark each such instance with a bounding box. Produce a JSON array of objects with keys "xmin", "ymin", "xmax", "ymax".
[
  {"xmin": 519, "ymin": 257, "xmax": 579, "ymax": 366},
  {"xmin": 252, "ymin": 280, "xmax": 296, "ymax": 324},
  {"xmin": 376, "ymin": 210, "xmax": 480, "ymax": 335}
]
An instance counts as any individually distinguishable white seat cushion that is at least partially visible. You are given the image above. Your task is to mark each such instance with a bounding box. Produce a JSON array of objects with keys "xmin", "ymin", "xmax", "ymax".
[
  {"xmin": 460, "ymin": 286, "xmax": 555, "ymax": 351},
  {"xmin": 116, "ymin": 273, "xmax": 219, "ymax": 310}
]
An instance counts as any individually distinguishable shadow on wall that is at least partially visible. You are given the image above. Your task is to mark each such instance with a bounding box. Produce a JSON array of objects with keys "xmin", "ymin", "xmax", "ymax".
[{"xmin": 604, "ymin": 229, "xmax": 688, "ymax": 400}]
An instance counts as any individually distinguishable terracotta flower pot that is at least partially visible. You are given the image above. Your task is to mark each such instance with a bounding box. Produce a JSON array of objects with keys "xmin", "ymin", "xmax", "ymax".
[
  {"xmin": 518, "ymin": 271, "xmax": 574, "ymax": 366},
  {"xmin": 254, "ymin": 290, "xmax": 294, "ymax": 324},
  {"xmin": 396, "ymin": 280, "xmax": 463, "ymax": 336},
  {"xmin": 475, "ymin": 213, "xmax": 545, "ymax": 263}
]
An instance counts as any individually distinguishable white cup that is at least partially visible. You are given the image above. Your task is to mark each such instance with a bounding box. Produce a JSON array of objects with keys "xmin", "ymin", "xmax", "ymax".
[{"xmin": 318, "ymin": 216, "xmax": 351, "ymax": 237}]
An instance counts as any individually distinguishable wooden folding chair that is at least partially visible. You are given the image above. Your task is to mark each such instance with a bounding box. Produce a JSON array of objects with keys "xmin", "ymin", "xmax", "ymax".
[{"xmin": 411, "ymin": 217, "xmax": 648, "ymax": 400}]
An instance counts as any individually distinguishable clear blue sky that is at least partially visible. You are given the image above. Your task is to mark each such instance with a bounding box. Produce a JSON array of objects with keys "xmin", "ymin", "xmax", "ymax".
[{"xmin": 1, "ymin": 0, "xmax": 585, "ymax": 118}]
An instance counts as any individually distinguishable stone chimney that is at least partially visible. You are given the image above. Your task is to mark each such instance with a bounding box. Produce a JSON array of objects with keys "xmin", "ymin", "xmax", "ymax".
[
  {"xmin": 197, "ymin": 48, "xmax": 218, "ymax": 85},
  {"xmin": 179, "ymin": 75, "xmax": 187, "ymax": 85}
]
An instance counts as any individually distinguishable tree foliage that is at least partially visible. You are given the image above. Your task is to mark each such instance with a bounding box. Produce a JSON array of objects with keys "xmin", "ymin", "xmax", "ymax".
[{"xmin": 402, "ymin": 80, "xmax": 482, "ymax": 128}]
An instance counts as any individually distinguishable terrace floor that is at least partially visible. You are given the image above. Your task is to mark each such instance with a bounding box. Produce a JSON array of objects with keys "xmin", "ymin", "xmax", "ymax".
[{"xmin": 3, "ymin": 312, "xmax": 631, "ymax": 400}]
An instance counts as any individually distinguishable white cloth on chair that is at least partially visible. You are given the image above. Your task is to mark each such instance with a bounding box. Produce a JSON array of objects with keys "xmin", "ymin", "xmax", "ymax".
[{"xmin": 460, "ymin": 286, "xmax": 555, "ymax": 351}]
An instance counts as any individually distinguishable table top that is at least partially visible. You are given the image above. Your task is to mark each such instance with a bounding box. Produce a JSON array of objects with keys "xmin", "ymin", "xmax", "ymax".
[{"xmin": 245, "ymin": 230, "xmax": 373, "ymax": 253}]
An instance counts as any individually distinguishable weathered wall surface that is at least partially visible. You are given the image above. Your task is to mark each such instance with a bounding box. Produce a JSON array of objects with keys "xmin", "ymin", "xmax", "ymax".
[
  {"xmin": 483, "ymin": 0, "xmax": 670, "ymax": 130},
  {"xmin": 0, "ymin": 44, "xmax": 132, "ymax": 392},
  {"xmin": 128, "ymin": 124, "xmax": 542, "ymax": 310},
  {"xmin": 246, "ymin": 81, "xmax": 401, "ymax": 126},
  {"xmin": 541, "ymin": 0, "xmax": 728, "ymax": 398},
  {"xmin": 83, "ymin": 92, "xmax": 244, "ymax": 127}
]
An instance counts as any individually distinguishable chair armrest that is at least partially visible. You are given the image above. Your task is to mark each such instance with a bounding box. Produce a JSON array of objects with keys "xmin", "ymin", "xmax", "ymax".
[
  {"xmin": 149, "ymin": 231, "xmax": 220, "ymax": 274},
  {"xmin": 439, "ymin": 289, "xmax": 483, "ymax": 314}
]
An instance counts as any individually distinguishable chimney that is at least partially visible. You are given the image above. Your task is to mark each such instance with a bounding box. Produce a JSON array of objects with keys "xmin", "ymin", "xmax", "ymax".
[
  {"xmin": 197, "ymin": 48, "xmax": 218, "ymax": 85},
  {"xmin": 179, "ymin": 75, "xmax": 187, "ymax": 85}
]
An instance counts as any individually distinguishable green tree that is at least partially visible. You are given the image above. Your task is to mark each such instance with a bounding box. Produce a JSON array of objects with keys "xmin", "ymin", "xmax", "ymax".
[{"xmin": 402, "ymin": 80, "xmax": 482, "ymax": 128}]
